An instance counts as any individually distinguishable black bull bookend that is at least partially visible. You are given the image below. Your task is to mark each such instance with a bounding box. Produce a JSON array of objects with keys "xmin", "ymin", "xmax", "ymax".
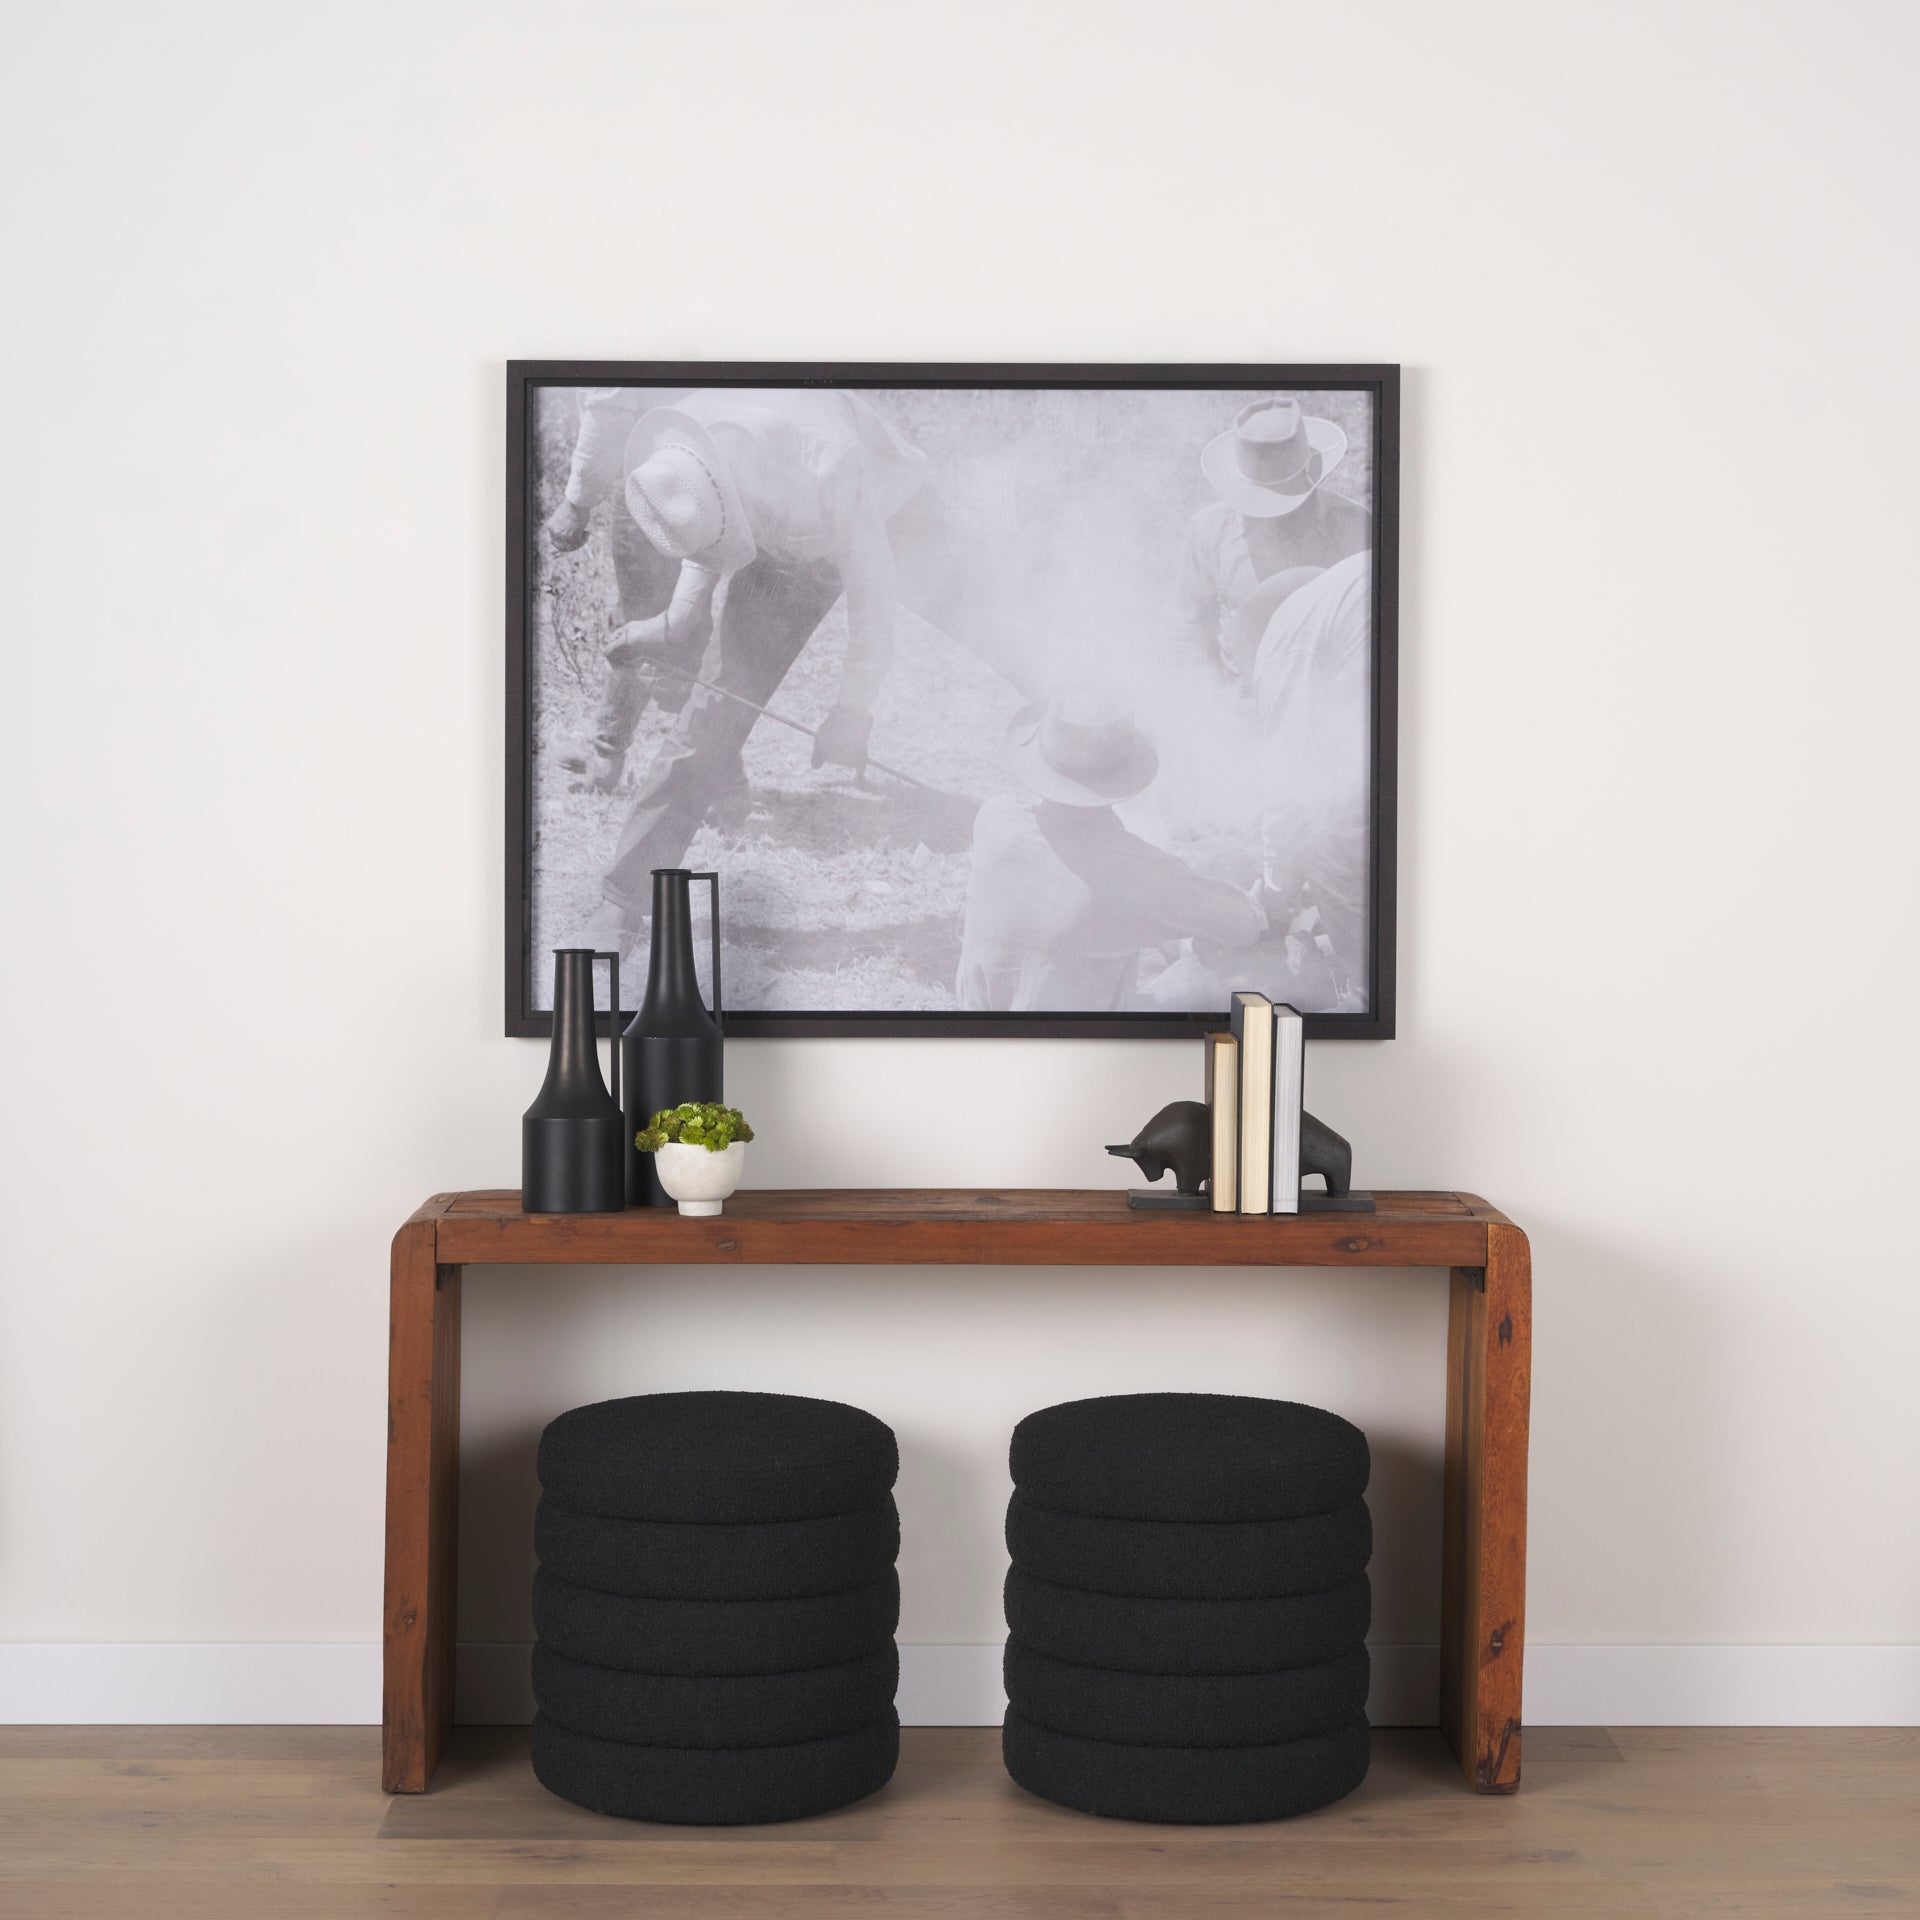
[{"xmin": 1106, "ymin": 1101, "xmax": 1374, "ymax": 1213}]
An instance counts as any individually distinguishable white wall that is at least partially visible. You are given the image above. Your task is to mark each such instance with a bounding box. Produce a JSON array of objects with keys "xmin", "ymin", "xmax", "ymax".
[{"xmin": 3, "ymin": 0, "xmax": 1918, "ymax": 1721}]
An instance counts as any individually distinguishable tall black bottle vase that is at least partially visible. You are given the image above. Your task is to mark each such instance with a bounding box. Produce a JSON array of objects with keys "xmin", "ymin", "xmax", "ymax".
[
  {"xmin": 523, "ymin": 950, "xmax": 626, "ymax": 1214},
  {"xmin": 622, "ymin": 869, "xmax": 725, "ymax": 1208}
]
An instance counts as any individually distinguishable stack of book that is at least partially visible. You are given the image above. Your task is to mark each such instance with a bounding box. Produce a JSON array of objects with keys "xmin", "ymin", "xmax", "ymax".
[{"xmin": 1203, "ymin": 992, "xmax": 1306, "ymax": 1215}]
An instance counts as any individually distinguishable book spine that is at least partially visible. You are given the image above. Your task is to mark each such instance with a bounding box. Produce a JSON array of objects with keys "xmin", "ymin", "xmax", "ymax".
[
  {"xmin": 1232, "ymin": 996, "xmax": 1274, "ymax": 1215},
  {"xmin": 1270, "ymin": 1008, "xmax": 1304, "ymax": 1214},
  {"xmin": 1204, "ymin": 1031, "xmax": 1238, "ymax": 1214}
]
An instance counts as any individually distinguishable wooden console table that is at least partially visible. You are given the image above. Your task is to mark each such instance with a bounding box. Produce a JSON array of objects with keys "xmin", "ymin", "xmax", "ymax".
[{"xmin": 385, "ymin": 1190, "xmax": 1531, "ymax": 1797}]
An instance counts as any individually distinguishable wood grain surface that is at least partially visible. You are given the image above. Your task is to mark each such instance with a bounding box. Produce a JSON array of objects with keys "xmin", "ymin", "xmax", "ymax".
[
  {"xmin": 382, "ymin": 1196, "xmax": 461, "ymax": 1795},
  {"xmin": 1440, "ymin": 1223, "xmax": 1533, "ymax": 1791},
  {"xmin": 434, "ymin": 1188, "xmax": 1493, "ymax": 1267},
  {"xmin": 4, "ymin": 1724, "xmax": 1915, "ymax": 1917}
]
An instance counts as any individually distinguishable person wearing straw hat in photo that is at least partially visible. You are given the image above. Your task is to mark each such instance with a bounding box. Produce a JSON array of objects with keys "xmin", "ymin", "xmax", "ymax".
[
  {"xmin": 541, "ymin": 386, "xmax": 692, "ymax": 793},
  {"xmin": 581, "ymin": 388, "xmax": 929, "ymax": 946},
  {"xmin": 1176, "ymin": 397, "xmax": 1371, "ymax": 685},
  {"xmin": 955, "ymin": 682, "xmax": 1268, "ymax": 1012}
]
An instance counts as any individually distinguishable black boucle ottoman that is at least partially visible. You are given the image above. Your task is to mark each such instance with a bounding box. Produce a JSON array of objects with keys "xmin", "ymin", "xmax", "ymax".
[
  {"xmin": 533, "ymin": 1643, "xmax": 898, "ymax": 1749},
  {"xmin": 1006, "ymin": 1493, "xmax": 1371, "ymax": 1599},
  {"xmin": 1010, "ymin": 1393, "xmax": 1368, "ymax": 1522},
  {"xmin": 533, "ymin": 1569, "xmax": 899, "ymax": 1677},
  {"xmin": 1002, "ymin": 1710, "xmax": 1369, "ymax": 1824},
  {"xmin": 538, "ymin": 1391, "xmax": 899, "ymax": 1524},
  {"xmin": 531, "ymin": 1712, "xmax": 899, "ymax": 1825},
  {"xmin": 536, "ymin": 1496, "xmax": 901, "ymax": 1600},
  {"xmin": 1004, "ymin": 1568, "xmax": 1370, "ymax": 1676},
  {"xmin": 1001, "ymin": 1392, "xmax": 1373, "ymax": 1822},
  {"xmin": 1004, "ymin": 1640, "xmax": 1368, "ymax": 1748},
  {"xmin": 530, "ymin": 1392, "xmax": 902, "ymax": 1824}
]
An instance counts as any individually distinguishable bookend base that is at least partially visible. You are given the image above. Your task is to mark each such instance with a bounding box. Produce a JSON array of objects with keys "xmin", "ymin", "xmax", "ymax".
[{"xmin": 1123, "ymin": 1190, "xmax": 1378, "ymax": 1214}]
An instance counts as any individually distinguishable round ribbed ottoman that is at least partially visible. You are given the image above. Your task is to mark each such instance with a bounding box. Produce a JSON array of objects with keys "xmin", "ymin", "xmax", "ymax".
[
  {"xmin": 536, "ymin": 1497, "xmax": 901, "ymax": 1600},
  {"xmin": 532, "ymin": 1713, "xmax": 900, "ymax": 1826},
  {"xmin": 1002, "ymin": 1393, "xmax": 1372, "ymax": 1823},
  {"xmin": 532, "ymin": 1644, "xmax": 899, "ymax": 1749},
  {"xmin": 539, "ymin": 1391, "xmax": 899, "ymax": 1524},
  {"xmin": 1006, "ymin": 1492, "xmax": 1370, "ymax": 1599},
  {"xmin": 1004, "ymin": 1640, "xmax": 1368, "ymax": 1749},
  {"xmin": 532, "ymin": 1569, "xmax": 900, "ymax": 1676},
  {"xmin": 531, "ymin": 1391, "xmax": 900, "ymax": 1824},
  {"xmin": 1003, "ymin": 1710, "xmax": 1370, "ymax": 1826},
  {"xmin": 1009, "ymin": 1392, "xmax": 1369, "ymax": 1522},
  {"xmin": 1004, "ymin": 1567, "xmax": 1369, "ymax": 1675}
]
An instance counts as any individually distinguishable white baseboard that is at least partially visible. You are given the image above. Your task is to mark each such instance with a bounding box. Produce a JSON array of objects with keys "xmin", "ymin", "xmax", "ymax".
[
  {"xmin": 1524, "ymin": 1643, "xmax": 1920, "ymax": 1726},
  {"xmin": 4, "ymin": 1642, "xmax": 1917, "ymax": 1727},
  {"xmin": 0, "ymin": 1643, "xmax": 383, "ymax": 1724}
]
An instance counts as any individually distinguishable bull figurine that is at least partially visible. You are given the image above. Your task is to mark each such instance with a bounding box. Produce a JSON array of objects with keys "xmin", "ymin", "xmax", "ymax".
[
  {"xmin": 1106, "ymin": 1100, "xmax": 1212, "ymax": 1195},
  {"xmin": 1108, "ymin": 1102, "xmax": 1360, "ymax": 1206},
  {"xmin": 1300, "ymin": 1111, "xmax": 1354, "ymax": 1198}
]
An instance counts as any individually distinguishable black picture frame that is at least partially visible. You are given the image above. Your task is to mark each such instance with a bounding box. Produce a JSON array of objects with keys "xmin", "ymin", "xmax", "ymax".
[{"xmin": 507, "ymin": 361, "xmax": 1399, "ymax": 1042}]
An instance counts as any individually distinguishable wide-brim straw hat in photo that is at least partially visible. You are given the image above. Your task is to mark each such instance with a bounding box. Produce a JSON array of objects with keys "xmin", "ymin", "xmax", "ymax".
[
  {"xmin": 1008, "ymin": 685, "xmax": 1159, "ymax": 807},
  {"xmin": 622, "ymin": 408, "xmax": 757, "ymax": 575},
  {"xmin": 1202, "ymin": 398, "xmax": 1348, "ymax": 518}
]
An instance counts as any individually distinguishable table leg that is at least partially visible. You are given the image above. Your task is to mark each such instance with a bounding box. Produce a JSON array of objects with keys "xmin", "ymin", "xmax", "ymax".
[
  {"xmin": 1439, "ymin": 1221, "xmax": 1532, "ymax": 1791},
  {"xmin": 382, "ymin": 1211, "xmax": 461, "ymax": 1793}
]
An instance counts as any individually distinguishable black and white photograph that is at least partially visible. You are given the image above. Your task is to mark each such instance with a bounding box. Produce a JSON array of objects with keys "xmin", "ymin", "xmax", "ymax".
[{"xmin": 507, "ymin": 364, "xmax": 1398, "ymax": 1038}]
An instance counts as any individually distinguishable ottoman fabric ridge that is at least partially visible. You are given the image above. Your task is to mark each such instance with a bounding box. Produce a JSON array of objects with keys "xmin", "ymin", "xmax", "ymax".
[
  {"xmin": 1004, "ymin": 1567, "xmax": 1371, "ymax": 1676},
  {"xmin": 536, "ymin": 1495, "xmax": 901, "ymax": 1600},
  {"xmin": 538, "ymin": 1391, "xmax": 899, "ymax": 1524},
  {"xmin": 533, "ymin": 1568, "xmax": 900, "ymax": 1677},
  {"xmin": 1010, "ymin": 1393, "xmax": 1368, "ymax": 1522},
  {"xmin": 530, "ymin": 1711, "xmax": 899, "ymax": 1825},
  {"xmin": 1003, "ymin": 1638, "xmax": 1369, "ymax": 1748},
  {"xmin": 1002, "ymin": 1709, "xmax": 1370, "ymax": 1824},
  {"xmin": 531, "ymin": 1642, "xmax": 898, "ymax": 1749},
  {"xmin": 1006, "ymin": 1492, "xmax": 1371, "ymax": 1599}
]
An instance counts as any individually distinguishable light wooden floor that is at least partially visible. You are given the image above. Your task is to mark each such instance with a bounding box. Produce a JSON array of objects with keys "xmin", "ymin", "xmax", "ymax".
[{"xmin": 1, "ymin": 1725, "xmax": 1916, "ymax": 1917}]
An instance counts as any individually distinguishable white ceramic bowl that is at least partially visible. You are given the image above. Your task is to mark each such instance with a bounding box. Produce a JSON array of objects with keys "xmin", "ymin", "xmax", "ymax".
[{"xmin": 652, "ymin": 1140, "xmax": 746, "ymax": 1217}]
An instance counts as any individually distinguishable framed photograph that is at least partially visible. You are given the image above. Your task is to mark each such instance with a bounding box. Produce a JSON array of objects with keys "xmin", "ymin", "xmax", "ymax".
[{"xmin": 507, "ymin": 362, "xmax": 1398, "ymax": 1040}]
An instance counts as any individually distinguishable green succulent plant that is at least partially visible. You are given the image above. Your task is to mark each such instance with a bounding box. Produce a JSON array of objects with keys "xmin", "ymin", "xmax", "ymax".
[{"xmin": 635, "ymin": 1102, "xmax": 756, "ymax": 1154}]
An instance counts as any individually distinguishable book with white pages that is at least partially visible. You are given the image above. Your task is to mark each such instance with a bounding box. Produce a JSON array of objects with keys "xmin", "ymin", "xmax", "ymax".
[
  {"xmin": 1228, "ymin": 991, "xmax": 1274, "ymax": 1214},
  {"xmin": 1268, "ymin": 1001, "xmax": 1305, "ymax": 1214},
  {"xmin": 1202, "ymin": 1029, "xmax": 1239, "ymax": 1214}
]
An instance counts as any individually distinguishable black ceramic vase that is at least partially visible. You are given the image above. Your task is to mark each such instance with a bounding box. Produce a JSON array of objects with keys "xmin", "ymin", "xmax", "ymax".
[
  {"xmin": 622, "ymin": 869, "xmax": 725, "ymax": 1208},
  {"xmin": 523, "ymin": 950, "xmax": 625, "ymax": 1214}
]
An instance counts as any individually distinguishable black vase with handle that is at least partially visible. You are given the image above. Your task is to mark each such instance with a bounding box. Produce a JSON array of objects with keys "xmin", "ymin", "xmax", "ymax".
[
  {"xmin": 523, "ymin": 949, "xmax": 625, "ymax": 1214},
  {"xmin": 622, "ymin": 869, "xmax": 724, "ymax": 1208}
]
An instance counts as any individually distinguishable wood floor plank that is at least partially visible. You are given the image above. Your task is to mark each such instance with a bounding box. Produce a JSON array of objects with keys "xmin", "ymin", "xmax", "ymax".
[
  {"xmin": 0, "ymin": 1725, "xmax": 1916, "ymax": 1918},
  {"xmin": 495, "ymin": 1894, "xmax": 1128, "ymax": 1919},
  {"xmin": 0, "ymin": 1888, "xmax": 506, "ymax": 1920}
]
